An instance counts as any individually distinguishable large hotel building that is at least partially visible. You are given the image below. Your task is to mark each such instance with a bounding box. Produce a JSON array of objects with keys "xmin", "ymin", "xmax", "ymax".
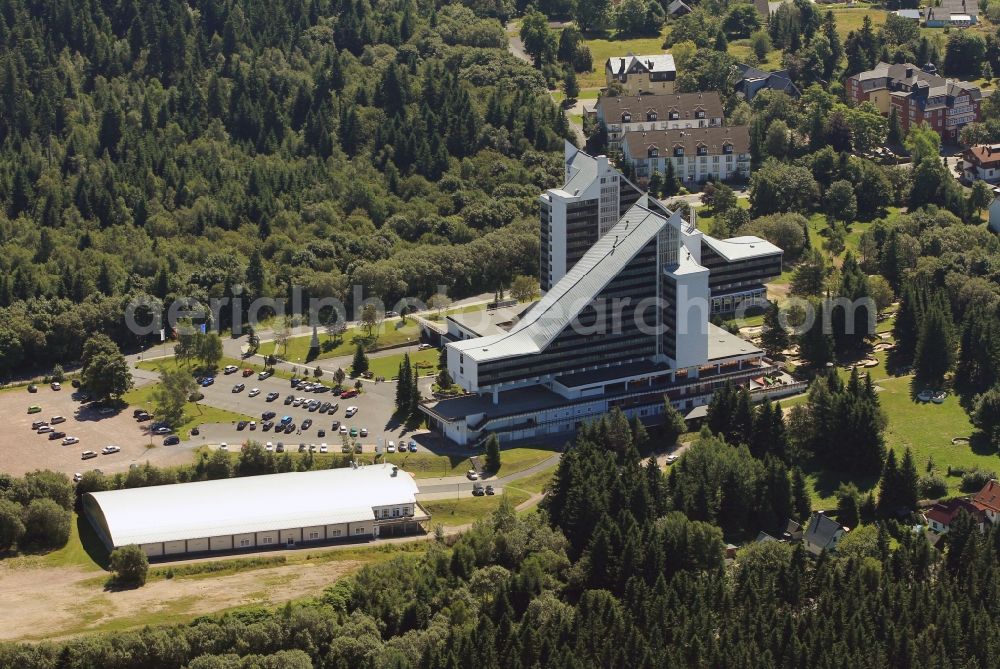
[{"xmin": 420, "ymin": 146, "xmax": 791, "ymax": 446}]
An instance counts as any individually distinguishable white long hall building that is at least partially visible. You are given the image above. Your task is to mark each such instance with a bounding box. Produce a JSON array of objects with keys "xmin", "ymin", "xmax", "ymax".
[{"xmin": 84, "ymin": 465, "xmax": 429, "ymax": 558}]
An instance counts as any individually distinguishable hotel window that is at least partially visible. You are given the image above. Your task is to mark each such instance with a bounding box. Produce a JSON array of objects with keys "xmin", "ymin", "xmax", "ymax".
[
  {"xmin": 723, "ymin": 143, "xmax": 733, "ymax": 154},
  {"xmin": 622, "ymin": 113, "xmax": 631, "ymax": 122},
  {"xmin": 330, "ymin": 529, "xmax": 341, "ymax": 537},
  {"xmin": 393, "ymin": 508, "xmax": 400, "ymax": 517},
  {"xmin": 355, "ymin": 527, "xmax": 365, "ymax": 535},
  {"xmin": 262, "ymin": 537, "xmax": 273, "ymax": 544},
  {"xmin": 696, "ymin": 110, "xmax": 705, "ymax": 119},
  {"xmin": 648, "ymin": 147, "xmax": 658, "ymax": 158},
  {"xmin": 697, "ymin": 146, "xmax": 707, "ymax": 156},
  {"xmin": 674, "ymin": 147, "xmax": 684, "ymax": 157},
  {"xmin": 670, "ymin": 111, "xmax": 679, "ymax": 119},
  {"xmin": 647, "ymin": 112, "xmax": 657, "ymax": 121},
  {"xmin": 309, "ymin": 531, "xmax": 320, "ymax": 540},
  {"xmin": 239, "ymin": 538, "xmax": 251, "ymax": 547}
]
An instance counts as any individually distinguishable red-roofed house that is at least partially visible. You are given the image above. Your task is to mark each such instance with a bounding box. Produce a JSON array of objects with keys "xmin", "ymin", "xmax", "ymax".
[
  {"xmin": 973, "ymin": 479, "xmax": 1000, "ymax": 523},
  {"xmin": 925, "ymin": 498, "xmax": 985, "ymax": 534},
  {"xmin": 961, "ymin": 144, "xmax": 1000, "ymax": 184}
]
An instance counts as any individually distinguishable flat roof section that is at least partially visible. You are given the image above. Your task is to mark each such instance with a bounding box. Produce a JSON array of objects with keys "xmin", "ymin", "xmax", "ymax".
[
  {"xmin": 702, "ymin": 235, "xmax": 782, "ymax": 262},
  {"xmin": 85, "ymin": 465, "xmax": 420, "ymax": 548},
  {"xmin": 707, "ymin": 323, "xmax": 761, "ymax": 360},
  {"xmin": 447, "ymin": 305, "xmax": 528, "ymax": 338}
]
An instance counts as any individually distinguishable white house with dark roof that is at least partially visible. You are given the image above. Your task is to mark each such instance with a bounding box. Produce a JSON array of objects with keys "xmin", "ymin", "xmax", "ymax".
[
  {"xmin": 594, "ymin": 92, "xmax": 724, "ymax": 153},
  {"xmin": 605, "ymin": 53, "xmax": 676, "ymax": 95},
  {"xmin": 803, "ymin": 511, "xmax": 848, "ymax": 555},
  {"xmin": 621, "ymin": 126, "xmax": 752, "ymax": 184}
]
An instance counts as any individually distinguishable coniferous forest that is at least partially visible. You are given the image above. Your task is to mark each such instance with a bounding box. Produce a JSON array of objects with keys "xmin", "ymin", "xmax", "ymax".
[
  {"xmin": 0, "ymin": 0, "xmax": 570, "ymax": 375},
  {"xmin": 3, "ymin": 415, "xmax": 1000, "ymax": 667}
]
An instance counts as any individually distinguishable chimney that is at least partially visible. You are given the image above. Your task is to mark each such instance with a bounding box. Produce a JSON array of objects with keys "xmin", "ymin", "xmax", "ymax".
[{"xmin": 905, "ymin": 66, "xmax": 913, "ymax": 78}]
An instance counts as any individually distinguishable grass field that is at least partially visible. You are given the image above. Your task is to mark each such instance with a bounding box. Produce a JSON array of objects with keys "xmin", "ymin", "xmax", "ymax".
[
  {"xmin": 384, "ymin": 446, "xmax": 558, "ymax": 479},
  {"xmin": 579, "ymin": 30, "xmax": 670, "ymax": 87},
  {"xmin": 123, "ymin": 382, "xmax": 252, "ymax": 439},
  {"xmin": 362, "ymin": 348, "xmax": 441, "ymax": 380},
  {"xmin": 827, "ymin": 5, "xmax": 888, "ymax": 33},
  {"xmin": 504, "ymin": 464, "xmax": 558, "ymax": 495},
  {"xmin": 423, "ymin": 490, "xmax": 531, "ymax": 527},
  {"xmin": 260, "ymin": 320, "xmax": 423, "ymax": 365}
]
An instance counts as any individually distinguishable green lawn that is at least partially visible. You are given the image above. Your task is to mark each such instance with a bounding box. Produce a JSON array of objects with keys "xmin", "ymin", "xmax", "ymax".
[
  {"xmin": 363, "ymin": 348, "xmax": 441, "ymax": 380},
  {"xmin": 260, "ymin": 320, "xmax": 423, "ymax": 365},
  {"xmin": 504, "ymin": 464, "xmax": 557, "ymax": 495},
  {"xmin": 728, "ymin": 42, "xmax": 783, "ymax": 71},
  {"xmin": 383, "ymin": 446, "xmax": 558, "ymax": 479},
  {"xmin": 423, "ymin": 490, "xmax": 531, "ymax": 527},
  {"xmin": 579, "ymin": 30, "xmax": 670, "ymax": 87},
  {"xmin": 827, "ymin": 5, "xmax": 888, "ymax": 34},
  {"xmin": 123, "ymin": 382, "xmax": 252, "ymax": 439}
]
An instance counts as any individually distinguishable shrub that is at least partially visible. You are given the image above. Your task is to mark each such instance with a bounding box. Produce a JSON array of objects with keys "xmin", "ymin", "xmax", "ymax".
[
  {"xmin": 918, "ymin": 474, "xmax": 948, "ymax": 500},
  {"xmin": 960, "ymin": 469, "xmax": 996, "ymax": 493},
  {"xmin": 22, "ymin": 498, "xmax": 71, "ymax": 548},
  {"xmin": 109, "ymin": 544, "xmax": 149, "ymax": 586}
]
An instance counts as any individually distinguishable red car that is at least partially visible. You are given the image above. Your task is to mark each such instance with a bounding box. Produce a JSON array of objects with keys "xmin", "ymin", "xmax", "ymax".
[
  {"xmin": 242, "ymin": 368, "xmax": 254, "ymax": 377},
  {"xmin": 340, "ymin": 389, "xmax": 358, "ymax": 399}
]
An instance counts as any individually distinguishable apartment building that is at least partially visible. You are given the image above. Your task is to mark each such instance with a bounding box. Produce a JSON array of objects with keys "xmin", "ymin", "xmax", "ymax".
[
  {"xmin": 594, "ymin": 92, "xmax": 724, "ymax": 153},
  {"xmin": 620, "ymin": 126, "xmax": 752, "ymax": 184},
  {"xmin": 846, "ymin": 62, "xmax": 982, "ymax": 143}
]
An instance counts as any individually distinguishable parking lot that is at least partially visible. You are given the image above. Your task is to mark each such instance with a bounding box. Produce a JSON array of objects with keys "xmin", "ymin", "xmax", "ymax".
[
  {"xmin": 1, "ymin": 366, "xmax": 438, "ymax": 478},
  {"xmin": 2, "ymin": 382, "xmax": 196, "ymax": 477},
  {"xmin": 183, "ymin": 369, "xmax": 435, "ymax": 453}
]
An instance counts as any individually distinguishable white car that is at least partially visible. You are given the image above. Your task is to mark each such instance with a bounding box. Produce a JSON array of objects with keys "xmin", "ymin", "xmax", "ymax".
[
  {"xmin": 51, "ymin": 382, "xmax": 61, "ymax": 391},
  {"xmin": 37, "ymin": 425, "xmax": 53, "ymax": 434},
  {"xmin": 248, "ymin": 388, "xmax": 260, "ymax": 397},
  {"xmin": 62, "ymin": 436, "xmax": 79, "ymax": 445},
  {"xmin": 249, "ymin": 421, "xmax": 257, "ymax": 430},
  {"xmin": 293, "ymin": 397, "xmax": 305, "ymax": 407},
  {"xmin": 339, "ymin": 425, "xmax": 348, "ymax": 434},
  {"xmin": 101, "ymin": 445, "xmax": 121, "ymax": 455},
  {"xmin": 665, "ymin": 454, "xmax": 680, "ymax": 465},
  {"xmin": 319, "ymin": 443, "xmax": 328, "ymax": 453},
  {"xmin": 467, "ymin": 469, "xmax": 479, "ymax": 481},
  {"xmin": 219, "ymin": 442, "xmax": 228, "ymax": 450},
  {"xmin": 73, "ymin": 473, "xmax": 82, "ymax": 483},
  {"xmin": 80, "ymin": 450, "xmax": 97, "ymax": 460},
  {"xmin": 265, "ymin": 442, "xmax": 273, "ymax": 451},
  {"xmin": 224, "ymin": 365, "xmax": 239, "ymax": 374},
  {"xmin": 387, "ymin": 441, "xmax": 396, "ymax": 453},
  {"xmin": 345, "ymin": 406, "xmax": 358, "ymax": 418}
]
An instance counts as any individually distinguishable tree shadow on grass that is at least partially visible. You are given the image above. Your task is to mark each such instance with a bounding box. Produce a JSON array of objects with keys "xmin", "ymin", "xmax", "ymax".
[
  {"xmin": 800, "ymin": 460, "xmax": 879, "ymax": 504},
  {"xmin": 969, "ymin": 431, "xmax": 996, "ymax": 457},
  {"xmin": 76, "ymin": 514, "xmax": 111, "ymax": 570}
]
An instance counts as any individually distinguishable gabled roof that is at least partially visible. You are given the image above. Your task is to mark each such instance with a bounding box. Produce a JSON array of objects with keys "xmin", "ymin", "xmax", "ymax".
[
  {"xmin": 623, "ymin": 126, "xmax": 751, "ymax": 158},
  {"xmin": 596, "ymin": 92, "xmax": 724, "ymax": 123},
  {"xmin": 926, "ymin": 498, "xmax": 984, "ymax": 526},
  {"xmin": 666, "ymin": 0, "xmax": 692, "ymax": 14},
  {"xmin": 804, "ymin": 511, "xmax": 846, "ymax": 550},
  {"xmin": 451, "ymin": 202, "xmax": 675, "ymax": 363},
  {"xmin": 606, "ymin": 53, "xmax": 676, "ymax": 76},
  {"xmin": 973, "ymin": 479, "xmax": 1000, "ymax": 513}
]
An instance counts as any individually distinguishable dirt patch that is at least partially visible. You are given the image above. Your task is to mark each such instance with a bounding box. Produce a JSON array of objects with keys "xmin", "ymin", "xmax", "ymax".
[
  {"xmin": 0, "ymin": 381, "xmax": 195, "ymax": 477},
  {"xmin": 0, "ymin": 558, "xmax": 361, "ymax": 642}
]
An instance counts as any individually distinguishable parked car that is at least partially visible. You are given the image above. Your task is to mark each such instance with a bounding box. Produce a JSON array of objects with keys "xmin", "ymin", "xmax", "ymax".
[
  {"xmin": 135, "ymin": 411, "xmax": 152, "ymax": 421},
  {"xmin": 237, "ymin": 420, "xmax": 248, "ymax": 430},
  {"xmin": 665, "ymin": 454, "xmax": 680, "ymax": 465},
  {"xmin": 219, "ymin": 442, "xmax": 228, "ymax": 450},
  {"xmin": 101, "ymin": 445, "xmax": 121, "ymax": 455},
  {"xmin": 31, "ymin": 420, "xmax": 47, "ymax": 430},
  {"xmin": 298, "ymin": 443, "xmax": 306, "ymax": 453},
  {"xmin": 319, "ymin": 402, "xmax": 330, "ymax": 413},
  {"xmin": 349, "ymin": 427, "xmax": 358, "ymax": 438},
  {"xmin": 51, "ymin": 382, "xmax": 61, "ymax": 391},
  {"xmin": 485, "ymin": 485, "xmax": 495, "ymax": 496},
  {"xmin": 73, "ymin": 473, "xmax": 82, "ymax": 482},
  {"xmin": 345, "ymin": 406, "xmax": 358, "ymax": 418},
  {"xmin": 262, "ymin": 421, "xmax": 274, "ymax": 431},
  {"xmin": 163, "ymin": 435, "xmax": 180, "ymax": 445},
  {"xmin": 27, "ymin": 405, "xmax": 42, "ymax": 414},
  {"xmin": 284, "ymin": 423, "xmax": 295, "ymax": 434},
  {"xmin": 248, "ymin": 388, "xmax": 260, "ymax": 397},
  {"xmin": 341, "ymin": 389, "xmax": 358, "ymax": 399},
  {"xmin": 258, "ymin": 370, "xmax": 272, "ymax": 380},
  {"xmin": 317, "ymin": 429, "xmax": 326, "ymax": 437},
  {"xmin": 37, "ymin": 425, "xmax": 53, "ymax": 434},
  {"xmin": 62, "ymin": 436, "xmax": 79, "ymax": 445},
  {"xmin": 191, "ymin": 427, "xmax": 200, "ymax": 436},
  {"xmin": 360, "ymin": 427, "xmax": 368, "ymax": 437},
  {"xmin": 265, "ymin": 442, "xmax": 274, "ymax": 451},
  {"xmin": 386, "ymin": 441, "xmax": 396, "ymax": 453},
  {"xmin": 224, "ymin": 365, "xmax": 239, "ymax": 374},
  {"xmin": 250, "ymin": 421, "xmax": 257, "ymax": 430},
  {"xmin": 319, "ymin": 444, "xmax": 328, "ymax": 453},
  {"xmin": 291, "ymin": 377, "xmax": 301, "ymax": 387},
  {"xmin": 467, "ymin": 470, "xmax": 479, "ymax": 481},
  {"xmin": 339, "ymin": 425, "xmax": 348, "ymax": 435},
  {"xmin": 27, "ymin": 384, "xmax": 37, "ymax": 393},
  {"xmin": 293, "ymin": 397, "xmax": 305, "ymax": 407},
  {"xmin": 280, "ymin": 415, "xmax": 293, "ymax": 425},
  {"xmin": 242, "ymin": 368, "xmax": 254, "ymax": 377},
  {"xmin": 262, "ymin": 410, "xmax": 276, "ymax": 421},
  {"xmin": 48, "ymin": 431, "xmax": 66, "ymax": 440},
  {"xmin": 232, "ymin": 383, "xmax": 245, "ymax": 393},
  {"xmin": 153, "ymin": 426, "xmax": 171, "ymax": 435},
  {"xmin": 472, "ymin": 484, "xmax": 485, "ymax": 497},
  {"xmin": 201, "ymin": 377, "xmax": 215, "ymax": 387},
  {"xmin": 331, "ymin": 420, "xmax": 341, "ymax": 430},
  {"xmin": 275, "ymin": 443, "xmax": 284, "ymax": 453},
  {"xmin": 266, "ymin": 392, "xmax": 279, "ymax": 401},
  {"xmin": 418, "ymin": 343, "xmax": 433, "ymax": 350},
  {"xmin": 408, "ymin": 440, "xmax": 418, "ymax": 452},
  {"xmin": 81, "ymin": 450, "xmax": 97, "ymax": 460},
  {"xmin": 302, "ymin": 419, "xmax": 313, "ymax": 430},
  {"xmin": 329, "ymin": 403, "xmax": 339, "ymax": 413}
]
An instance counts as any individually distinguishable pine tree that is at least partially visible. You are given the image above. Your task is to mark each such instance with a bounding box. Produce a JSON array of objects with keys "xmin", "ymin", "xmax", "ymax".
[
  {"xmin": 887, "ymin": 106, "xmax": 901, "ymax": 145},
  {"xmin": 352, "ymin": 344, "xmax": 369, "ymax": 376},
  {"xmin": 760, "ymin": 301, "xmax": 790, "ymax": 356},
  {"xmin": 563, "ymin": 67, "xmax": 579, "ymax": 101},
  {"xmin": 395, "ymin": 354, "xmax": 412, "ymax": 414},
  {"xmin": 791, "ymin": 466, "xmax": 811, "ymax": 520},
  {"xmin": 898, "ymin": 447, "xmax": 919, "ymax": 510},
  {"xmin": 892, "ymin": 279, "xmax": 923, "ymax": 359},
  {"xmin": 661, "ymin": 400, "xmax": 687, "ymax": 448},
  {"xmin": 914, "ymin": 293, "xmax": 955, "ymax": 389},
  {"xmin": 485, "ymin": 434, "xmax": 501, "ymax": 472},
  {"xmin": 877, "ymin": 449, "xmax": 903, "ymax": 517}
]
